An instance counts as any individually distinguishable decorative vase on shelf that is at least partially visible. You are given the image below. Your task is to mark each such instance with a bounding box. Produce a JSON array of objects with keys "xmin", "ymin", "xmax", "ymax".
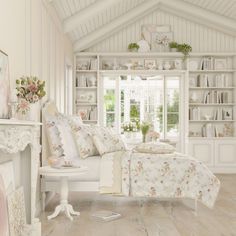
[{"xmin": 28, "ymin": 102, "xmax": 40, "ymax": 122}]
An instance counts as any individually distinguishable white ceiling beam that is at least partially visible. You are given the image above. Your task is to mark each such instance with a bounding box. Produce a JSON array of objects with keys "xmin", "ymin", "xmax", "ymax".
[
  {"xmin": 159, "ymin": 0, "xmax": 236, "ymax": 37},
  {"xmin": 74, "ymin": 0, "xmax": 160, "ymax": 52},
  {"xmin": 63, "ymin": 0, "xmax": 118, "ymax": 33}
]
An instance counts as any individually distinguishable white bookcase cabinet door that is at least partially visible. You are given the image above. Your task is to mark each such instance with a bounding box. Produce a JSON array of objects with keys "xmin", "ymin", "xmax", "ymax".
[
  {"xmin": 188, "ymin": 140, "xmax": 214, "ymax": 166},
  {"xmin": 214, "ymin": 140, "xmax": 236, "ymax": 167}
]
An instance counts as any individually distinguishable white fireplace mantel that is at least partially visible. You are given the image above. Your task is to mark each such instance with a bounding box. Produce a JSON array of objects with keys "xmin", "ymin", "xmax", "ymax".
[{"xmin": 0, "ymin": 119, "xmax": 42, "ymax": 236}]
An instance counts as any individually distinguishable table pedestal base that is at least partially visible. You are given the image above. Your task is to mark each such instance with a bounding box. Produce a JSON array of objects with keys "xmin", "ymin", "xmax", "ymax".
[
  {"xmin": 48, "ymin": 203, "xmax": 80, "ymax": 221},
  {"xmin": 47, "ymin": 176, "xmax": 80, "ymax": 221}
]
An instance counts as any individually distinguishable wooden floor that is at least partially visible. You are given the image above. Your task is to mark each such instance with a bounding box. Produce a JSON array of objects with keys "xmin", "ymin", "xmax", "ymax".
[{"xmin": 41, "ymin": 174, "xmax": 236, "ymax": 236}]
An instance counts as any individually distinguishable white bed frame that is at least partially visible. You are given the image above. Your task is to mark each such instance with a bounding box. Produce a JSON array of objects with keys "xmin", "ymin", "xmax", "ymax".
[
  {"xmin": 41, "ymin": 101, "xmax": 99, "ymax": 209},
  {"xmin": 41, "ymin": 101, "xmax": 198, "ymax": 214}
]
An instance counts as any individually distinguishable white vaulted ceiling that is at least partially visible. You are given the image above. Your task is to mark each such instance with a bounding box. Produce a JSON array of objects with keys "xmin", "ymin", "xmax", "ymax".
[{"xmin": 49, "ymin": 0, "xmax": 236, "ymax": 52}]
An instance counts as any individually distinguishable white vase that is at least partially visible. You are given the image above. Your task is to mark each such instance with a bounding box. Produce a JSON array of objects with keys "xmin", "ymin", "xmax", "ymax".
[{"xmin": 28, "ymin": 102, "xmax": 40, "ymax": 122}]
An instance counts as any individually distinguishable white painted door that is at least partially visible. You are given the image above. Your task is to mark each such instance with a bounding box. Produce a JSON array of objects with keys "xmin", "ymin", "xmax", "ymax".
[
  {"xmin": 215, "ymin": 140, "xmax": 236, "ymax": 167},
  {"xmin": 188, "ymin": 140, "xmax": 214, "ymax": 166}
]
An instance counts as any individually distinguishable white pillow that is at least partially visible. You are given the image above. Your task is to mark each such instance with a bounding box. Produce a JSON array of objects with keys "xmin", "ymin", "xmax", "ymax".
[
  {"xmin": 92, "ymin": 127, "xmax": 126, "ymax": 155},
  {"xmin": 57, "ymin": 123, "xmax": 79, "ymax": 160},
  {"xmin": 72, "ymin": 124, "xmax": 99, "ymax": 159},
  {"xmin": 133, "ymin": 142, "xmax": 175, "ymax": 154}
]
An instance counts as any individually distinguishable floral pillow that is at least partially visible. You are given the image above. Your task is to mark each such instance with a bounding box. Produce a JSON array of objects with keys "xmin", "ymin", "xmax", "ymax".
[
  {"xmin": 91, "ymin": 127, "xmax": 126, "ymax": 155},
  {"xmin": 45, "ymin": 114, "xmax": 82, "ymax": 158},
  {"xmin": 72, "ymin": 125, "xmax": 99, "ymax": 159},
  {"xmin": 133, "ymin": 142, "xmax": 175, "ymax": 154},
  {"xmin": 45, "ymin": 114, "xmax": 64, "ymax": 157}
]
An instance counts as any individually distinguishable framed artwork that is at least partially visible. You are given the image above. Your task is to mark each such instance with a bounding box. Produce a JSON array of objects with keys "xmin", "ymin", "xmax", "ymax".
[
  {"xmin": 0, "ymin": 50, "xmax": 10, "ymax": 119},
  {"xmin": 214, "ymin": 58, "xmax": 227, "ymax": 70},
  {"xmin": 174, "ymin": 59, "xmax": 182, "ymax": 70},
  {"xmin": 151, "ymin": 32, "xmax": 173, "ymax": 52},
  {"xmin": 144, "ymin": 59, "xmax": 156, "ymax": 70},
  {"xmin": 141, "ymin": 25, "xmax": 171, "ymax": 45},
  {"xmin": 0, "ymin": 174, "xmax": 9, "ymax": 236},
  {"xmin": 224, "ymin": 108, "xmax": 233, "ymax": 120},
  {"xmin": 7, "ymin": 187, "xmax": 27, "ymax": 236},
  {"xmin": 77, "ymin": 108, "xmax": 89, "ymax": 120}
]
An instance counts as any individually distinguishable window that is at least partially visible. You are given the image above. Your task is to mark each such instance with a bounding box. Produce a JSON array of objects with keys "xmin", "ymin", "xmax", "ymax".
[{"xmin": 102, "ymin": 74, "xmax": 181, "ymax": 140}]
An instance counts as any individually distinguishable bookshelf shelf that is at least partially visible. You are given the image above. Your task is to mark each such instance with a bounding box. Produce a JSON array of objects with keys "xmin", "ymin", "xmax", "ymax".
[
  {"xmin": 189, "ymin": 103, "xmax": 235, "ymax": 106},
  {"xmin": 189, "ymin": 120, "xmax": 235, "ymax": 122},
  {"xmin": 189, "ymin": 70, "xmax": 236, "ymax": 73},
  {"xmin": 76, "ymin": 70, "xmax": 98, "ymax": 72},
  {"xmin": 189, "ymin": 87, "xmax": 235, "ymax": 90}
]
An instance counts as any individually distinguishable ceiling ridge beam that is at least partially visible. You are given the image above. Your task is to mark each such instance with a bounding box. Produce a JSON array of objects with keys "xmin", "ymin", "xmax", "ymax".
[
  {"xmin": 159, "ymin": 0, "xmax": 236, "ymax": 37},
  {"xmin": 74, "ymin": 0, "xmax": 160, "ymax": 52},
  {"xmin": 63, "ymin": 0, "xmax": 119, "ymax": 33}
]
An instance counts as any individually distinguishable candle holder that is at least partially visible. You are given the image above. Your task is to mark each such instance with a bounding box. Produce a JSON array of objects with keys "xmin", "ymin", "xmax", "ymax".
[{"xmin": 8, "ymin": 102, "xmax": 18, "ymax": 120}]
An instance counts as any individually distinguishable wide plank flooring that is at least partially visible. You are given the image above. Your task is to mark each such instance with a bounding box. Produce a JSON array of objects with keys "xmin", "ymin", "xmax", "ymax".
[{"xmin": 41, "ymin": 174, "xmax": 236, "ymax": 236}]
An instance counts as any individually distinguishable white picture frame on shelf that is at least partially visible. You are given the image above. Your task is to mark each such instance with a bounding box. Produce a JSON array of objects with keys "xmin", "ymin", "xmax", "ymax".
[
  {"xmin": 214, "ymin": 58, "xmax": 227, "ymax": 70},
  {"xmin": 223, "ymin": 108, "xmax": 233, "ymax": 120},
  {"xmin": 144, "ymin": 59, "xmax": 156, "ymax": 70},
  {"xmin": 78, "ymin": 108, "xmax": 89, "ymax": 120},
  {"xmin": 189, "ymin": 60, "xmax": 199, "ymax": 70},
  {"xmin": 151, "ymin": 31, "xmax": 173, "ymax": 52},
  {"xmin": 174, "ymin": 59, "xmax": 182, "ymax": 70}
]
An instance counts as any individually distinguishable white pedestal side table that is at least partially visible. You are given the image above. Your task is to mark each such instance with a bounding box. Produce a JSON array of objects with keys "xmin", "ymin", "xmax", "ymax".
[{"xmin": 39, "ymin": 166, "xmax": 88, "ymax": 221}]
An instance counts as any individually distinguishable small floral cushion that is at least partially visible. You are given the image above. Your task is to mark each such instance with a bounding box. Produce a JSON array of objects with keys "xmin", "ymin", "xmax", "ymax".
[
  {"xmin": 72, "ymin": 125, "xmax": 99, "ymax": 159},
  {"xmin": 133, "ymin": 142, "xmax": 175, "ymax": 154},
  {"xmin": 91, "ymin": 127, "xmax": 126, "ymax": 155}
]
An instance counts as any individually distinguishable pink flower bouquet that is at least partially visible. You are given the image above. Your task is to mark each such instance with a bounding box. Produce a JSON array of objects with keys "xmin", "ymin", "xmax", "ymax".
[{"xmin": 16, "ymin": 76, "xmax": 46, "ymax": 104}]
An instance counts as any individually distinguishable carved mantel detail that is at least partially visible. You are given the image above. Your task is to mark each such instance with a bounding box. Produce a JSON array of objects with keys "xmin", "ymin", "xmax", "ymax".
[{"xmin": 0, "ymin": 122, "xmax": 42, "ymax": 236}]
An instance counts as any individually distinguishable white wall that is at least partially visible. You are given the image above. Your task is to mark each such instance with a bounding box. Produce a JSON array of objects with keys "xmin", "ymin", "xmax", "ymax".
[
  {"xmin": 0, "ymin": 0, "xmax": 73, "ymax": 112},
  {"xmin": 86, "ymin": 10, "xmax": 236, "ymax": 52}
]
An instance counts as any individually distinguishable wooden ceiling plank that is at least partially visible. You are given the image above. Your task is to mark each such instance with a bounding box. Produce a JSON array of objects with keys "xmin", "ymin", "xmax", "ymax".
[
  {"xmin": 63, "ymin": 0, "xmax": 119, "ymax": 33},
  {"xmin": 159, "ymin": 0, "xmax": 236, "ymax": 37},
  {"xmin": 73, "ymin": 0, "xmax": 160, "ymax": 51}
]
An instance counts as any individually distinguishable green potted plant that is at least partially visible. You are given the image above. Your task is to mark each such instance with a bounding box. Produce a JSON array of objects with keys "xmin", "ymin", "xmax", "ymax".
[
  {"xmin": 177, "ymin": 43, "xmax": 192, "ymax": 59},
  {"xmin": 169, "ymin": 41, "xmax": 178, "ymax": 52},
  {"xmin": 141, "ymin": 122, "xmax": 150, "ymax": 143},
  {"xmin": 128, "ymin": 43, "xmax": 139, "ymax": 52}
]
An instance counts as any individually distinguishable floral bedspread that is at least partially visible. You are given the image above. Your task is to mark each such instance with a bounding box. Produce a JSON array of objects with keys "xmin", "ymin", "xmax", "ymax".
[{"xmin": 119, "ymin": 151, "xmax": 220, "ymax": 208}]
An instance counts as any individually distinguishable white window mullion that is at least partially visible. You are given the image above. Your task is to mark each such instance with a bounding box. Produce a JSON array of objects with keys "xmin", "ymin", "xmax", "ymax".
[
  {"xmin": 164, "ymin": 76, "xmax": 167, "ymax": 139},
  {"xmin": 116, "ymin": 76, "xmax": 121, "ymax": 133}
]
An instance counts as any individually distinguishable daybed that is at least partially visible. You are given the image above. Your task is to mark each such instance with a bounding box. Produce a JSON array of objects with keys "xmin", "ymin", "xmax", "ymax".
[{"xmin": 41, "ymin": 101, "xmax": 220, "ymax": 212}]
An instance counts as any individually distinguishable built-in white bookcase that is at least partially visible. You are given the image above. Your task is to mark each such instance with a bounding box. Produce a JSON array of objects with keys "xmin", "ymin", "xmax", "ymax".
[
  {"xmin": 74, "ymin": 54, "xmax": 99, "ymax": 124},
  {"xmin": 74, "ymin": 52, "xmax": 236, "ymax": 173},
  {"xmin": 188, "ymin": 54, "xmax": 236, "ymax": 138}
]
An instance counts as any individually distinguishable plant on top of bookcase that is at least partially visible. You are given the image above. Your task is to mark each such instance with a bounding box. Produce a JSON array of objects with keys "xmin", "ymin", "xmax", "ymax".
[
  {"xmin": 128, "ymin": 43, "xmax": 139, "ymax": 52},
  {"xmin": 177, "ymin": 43, "xmax": 192, "ymax": 60}
]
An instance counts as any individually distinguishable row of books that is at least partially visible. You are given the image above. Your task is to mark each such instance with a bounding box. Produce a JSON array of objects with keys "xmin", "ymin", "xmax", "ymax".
[
  {"xmin": 189, "ymin": 107, "xmax": 233, "ymax": 120},
  {"xmin": 76, "ymin": 58, "xmax": 97, "ymax": 70},
  {"xmin": 76, "ymin": 75, "xmax": 97, "ymax": 87},
  {"xmin": 189, "ymin": 107, "xmax": 201, "ymax": 120},
  {"xmin": 203, "ymin": 91, "xmax": 229, "ymax": 104},
  {"xmin": 202, "ymin": 123, "xmax": 219, "ymax": 137},
  {"xmin": 195, "ymin": 74, "xmax": 229, "ymax": 88},
  {"xmin": 213, "ymin": 108, "xmax": 233, "ymax": 120},
  {"xmin": 200, "ymin": 57, "xmax": 214, "ymax": 70}
]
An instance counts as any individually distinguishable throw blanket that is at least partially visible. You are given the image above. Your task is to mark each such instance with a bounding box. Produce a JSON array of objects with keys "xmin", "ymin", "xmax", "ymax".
[{"xmin": 100, "ymin": 151, "xmax": 220, "ymax": 208}]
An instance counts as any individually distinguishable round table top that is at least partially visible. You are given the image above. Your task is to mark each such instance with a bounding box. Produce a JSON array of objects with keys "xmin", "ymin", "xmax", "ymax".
[{"xmin": 39, "ymin": 165, "xmax": 88, "ymax": 177}]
